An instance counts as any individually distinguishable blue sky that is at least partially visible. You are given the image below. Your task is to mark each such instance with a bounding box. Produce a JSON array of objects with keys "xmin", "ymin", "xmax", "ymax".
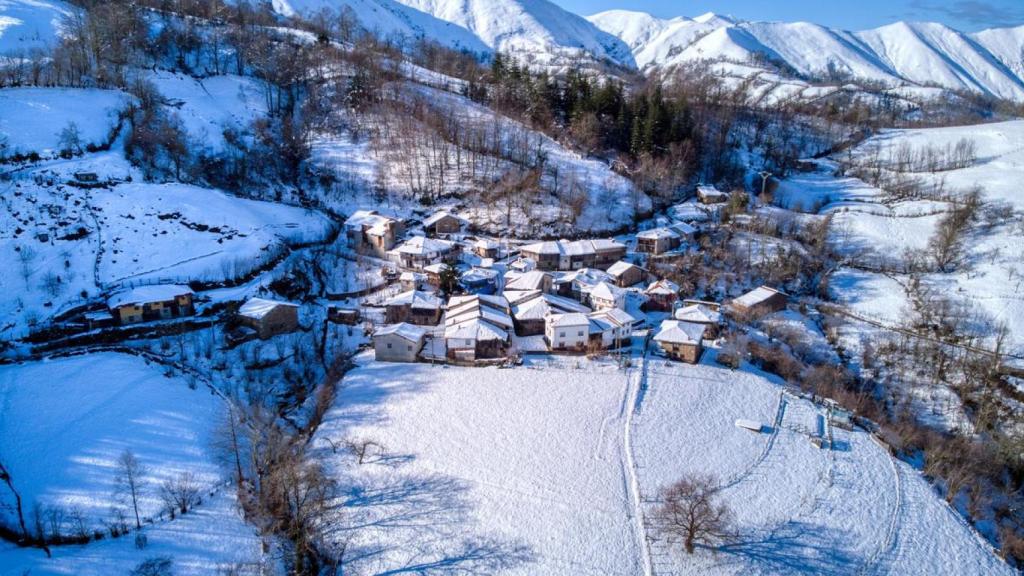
[{"xmin": 552, "ymin": 0, "xmax": 1024, "ymax": 31}]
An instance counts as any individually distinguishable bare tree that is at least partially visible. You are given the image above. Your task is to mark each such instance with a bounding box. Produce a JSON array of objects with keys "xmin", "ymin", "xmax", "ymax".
[
  {"xmin": 115, "ymin": 449, "xmax": 147, "ymax": 529},
  {"xmin": 344, "ymin": 438, "xmax": 385, "ymax": 464},
  {"xmin": 652, "ymin": 474, "xmax": 734, "ymax": 555},
  {"xmin": 160, "ymin": 472, "xmax": 200, "ymax": 516},
  {"xmin": 0, "ymin": 459, "xmax": 29, "ymax": 540}
]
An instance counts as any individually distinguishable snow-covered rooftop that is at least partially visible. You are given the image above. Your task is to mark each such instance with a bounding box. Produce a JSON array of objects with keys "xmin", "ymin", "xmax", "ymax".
[
  {"xmin": 238, "ymin": 297, "xmax": 298, "ymax": 319},
  {"xmin": 423, "ymin": 210, "xmax": 466, "ymax": 228},
  {"xmin": 375, "ymin": 322, "xmax": 427, "ymax": 342},
  {"xmin": 107, "ymin": 284, "xmax": 193, "ymax": 308},
  {"xmin": 444, "ymin": 318, "xmax": 508, "ymax": 342},
  {"xmin": 637, "ymin": 227, "xmax": 680, "ymax": 240},
  {"xmin": 733, "ymin": 285, "xmax": 787, "ymax": 308},
  {"xmin": 386, "ymin": 290, "xmax": 443, "ymax": 309},
  {"xmin": 590, "ymin": 281, "xmax": 624, "ymax": 302},
  {"xmin": 513, "ymin": 293, "xmax": 591, "ymax": 321},
  {"xmin": 653, "ymin": 320, "xmax": 707, "ymax": 345},
  {"xmin": 393, "ymin": 235, "xmax": 454, "ymax": 256},
  {"xmin": 606, "ymin": 260, "xmax": 642, "ymax": 277},
  {"xmin": 547, "ymin": 312, "xmax": 590, "ymax": 328},
  {"xmin": 645, "ymin": 279, "xmax": 680, "ymax": 296},
  {"xmin": 675, "ymin": 303, "xmax": 722, "ymax": 324},
  {"xmin": 505, "ymin": 270, "xmax": 550, "ymax": 291}
]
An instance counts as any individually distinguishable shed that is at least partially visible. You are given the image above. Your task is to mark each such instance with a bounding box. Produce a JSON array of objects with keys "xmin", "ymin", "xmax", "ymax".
[
  {"xmin": 237, "ymin": 298, "xmax": 300, "ymax": 339},
  {"xmin": 730, "ymin": 286, "xmax": 789, "ymax": 318}
]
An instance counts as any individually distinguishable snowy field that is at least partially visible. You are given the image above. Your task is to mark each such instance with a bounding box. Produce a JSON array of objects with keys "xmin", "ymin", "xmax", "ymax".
[
  {"xmin": 145, "ymin": 70, "xmax": 269, "ymax": 152},
  {"xmin": 0, "ymin": 0, "xmax": 68, "ymax": 57},
  {"xmin": 0, "ymin": 353, "xmax": 225, "ymax": 531},
  {"xmin": 0, "ymin": 87, "xmax": 130, "ymax": 156},
  {"xmin": 0, "ymin": 490, "xmax": 262, "ymax": 576},
  {"xmin": 314, "ymin": 355, "xmax": 1009, "ymax": 575},
  {"xmin": 91, "ymin": 181, "xmax": 334, "ymax": 286},
  {"xmin": 635, "ymin": 359, "xmax": 1010, "ymax": 575}
]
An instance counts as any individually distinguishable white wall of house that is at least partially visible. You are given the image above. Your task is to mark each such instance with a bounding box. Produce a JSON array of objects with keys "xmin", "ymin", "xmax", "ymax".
[{"xmin": 545, "ymin": 321, "xmax": 589, "ymax": 350}]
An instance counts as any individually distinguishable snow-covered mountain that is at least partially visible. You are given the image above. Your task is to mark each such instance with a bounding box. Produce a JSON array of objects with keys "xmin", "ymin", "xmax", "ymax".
[
  {"xmin": 271, "ymin": 0, "xmax": 635, "ymax": 67},
  {"xmin": 589, "ymin": 10, "xmax": 1024, "ymax": 102},
  {"xmin": 270, "ymin": 0, "xmax": 490, "ymax": 54}
]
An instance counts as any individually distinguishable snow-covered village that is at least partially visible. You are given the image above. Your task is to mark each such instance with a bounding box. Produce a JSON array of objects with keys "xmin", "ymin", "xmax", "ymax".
[{"xmin": 2, "ymin": 0, "xmax": 1024, "ymax": 574}]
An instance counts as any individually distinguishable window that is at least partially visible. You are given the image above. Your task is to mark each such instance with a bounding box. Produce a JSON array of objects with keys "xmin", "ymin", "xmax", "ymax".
[
  {"xmin": 578, "ymin": 331, "xmax": 583, "ymax": 337},
  {"xmin": 559, "ymin": 332, "xmax": 565, "ymax": 338},
  {"xmin": 407, "ymin": 345, "xmax": 413, "ymax": 351},
  {"xmin": 387, "ymin": 343, "xmax": 392, "ymax": 349}
]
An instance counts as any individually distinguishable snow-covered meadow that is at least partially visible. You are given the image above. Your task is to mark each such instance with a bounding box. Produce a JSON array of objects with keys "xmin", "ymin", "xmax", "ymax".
[
  {"xmin": 0, "ymin": 87, "xmax": 129, "ymax": 156},
  {"xmin": 0, "ymin": 353, "xmax": 225, "ymax": 532},
  {"xmin": 313, "ymin": 355, "xmax": 1010, "ymax": 575}
]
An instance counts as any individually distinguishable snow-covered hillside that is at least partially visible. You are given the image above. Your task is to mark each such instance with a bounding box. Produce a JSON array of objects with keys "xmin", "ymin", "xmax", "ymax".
[
  {"xmin": 314, "ymin": 355, "xmax": 1012, "ymax": 575},
  {"xmin": 0, "ymin": 87, "xmax": 129, "ymax": 157},
  {"xmin": 0, "ymin": 353, "xmax": 224, "ymax": 531},
  {"xmin": 271, "ymin": 0, "xmax": 489, "ymax": 54},
  {"xmin": 274, "ymin": 0, "xmax": 635, "ymax": 68},
  {"xmin": 589, "ymin": 10, "xmax": 1024, "ymax": 102},
  {"xmin": 0, "ymin": 0, "xmax": 68, "ymax": 57}
]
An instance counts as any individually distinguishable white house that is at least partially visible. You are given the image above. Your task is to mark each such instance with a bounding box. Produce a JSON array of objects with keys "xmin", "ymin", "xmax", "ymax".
[
  {"xmin": 589, "ymin": 281, "xmax": 625, "ymax": 310},
  {"xmin": 587, "ymin": 308, "xmax": 636, "ymax": 349},
  {"xmin": 374, "ymin": 323, "xmax": 427, "ymax": 363},
  {"xmin": 545, "ymin": 313, "xmax": 591, "ymax": 351}
]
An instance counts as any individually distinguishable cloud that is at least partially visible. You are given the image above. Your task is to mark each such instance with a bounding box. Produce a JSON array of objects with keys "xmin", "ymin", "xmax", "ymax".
[{"xmin": 906, "ymin": 0, "xmax": 1024, "ymax": 28}]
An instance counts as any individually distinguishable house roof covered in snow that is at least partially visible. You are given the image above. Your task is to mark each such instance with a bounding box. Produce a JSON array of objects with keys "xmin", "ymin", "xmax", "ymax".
[
  {"xmin": 393, "ymin": 235, "xmax": 454, "ymax": 256},
  {"xmin": 645, "ymin": 279, "xmax": 680, "ymax": 296},
  {"xmin": 520, "ymin": 239, "xmax": 626, "ymax": 257},
  {"xmin": 675, "ymin": 304, "xmax": 722, "ymax": 324},
  {"xmin": 547, "ymin": 313, "xmax": 590, "ymax": 328},
  {"xmin": 590, "ymin": 281, "xmax": 623, "ymax": 302},
  {"xmin": 555, "ymin": 268, "xmax": 612, "ymax": 288},
  {"xmin": 375, "ymin": 322, "xmax": 427, "ymax": 342},
  {"xmin": 606, "ymin": 260, "xmax": 642, "ymax": 278},
  {"xmin": 423, "ymin": 210, "xmax": 466, "ymax": 228},
  {"xmin": 386, "ymin": 290, "xmax": 442, "ymax": 309},
  {"xmin": 653, "ymin": 320, "xmax": 707, "ymax": 345},
  {"xmin": 733, "ymin": 286, "xmax": 787, "ymax": 308},
  {"xmin": 238, "ymin": 297, "xmax": 299, "ymax": 320},
  {"xmin": 505, "ymin": 270, "xmax": 550, "ymax": 291},
  {"xmin": 444, "ymin": 318, "xmax": 508, "ymax": 342},
  {"xmin": 590, "ymin": 308, "xmax": 635, "ymax": 327},
  {"xmin": 345, "ymin": 210, "xmax": 398, "ymax": 235},
  {"xmin": 446, "ymin": 295, "xmax": 513, "ymax": 329},
  {"xmin": 107, "ymin": 285, "xmax": 194, "ymax": 309},
  {"xmin": 423, "ymin": 263, "xmax": 450, "ymax": 274},
  {"xmin": 637, "ymin": 227, "xmax": 680, "ymax": 240},
  {"xmin": 697, "ymin": 185, "xmax": 728, "ymax": 201},
  {"xmin": 461, "ymin": 267, "xmax": 499, "ymax": 283},
  {"xmin": 513, "ymin": 293, "xmax": 591, "ymax": 321}
]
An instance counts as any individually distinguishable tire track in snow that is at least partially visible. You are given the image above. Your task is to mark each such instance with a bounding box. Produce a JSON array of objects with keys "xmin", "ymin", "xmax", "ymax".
[{"xmin": 858, "ymin": 439, "xmax": 905, "ymax": 576}]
